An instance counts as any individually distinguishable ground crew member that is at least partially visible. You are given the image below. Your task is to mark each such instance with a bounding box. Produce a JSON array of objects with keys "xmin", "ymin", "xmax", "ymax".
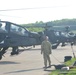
[{"xmin": 41, "ymin": 36, "xmax": 52, "ymax": 70}]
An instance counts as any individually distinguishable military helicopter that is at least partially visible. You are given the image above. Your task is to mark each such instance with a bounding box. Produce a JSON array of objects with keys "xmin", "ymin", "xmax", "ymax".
[
  {"xmin": 25, "ymin": 23, "xmax": 76, "ymax": 49},
  {"xmin": 42, "ymin": 24, "xmax": 76, "ymax": 48},
  {"xmin": 44, "ymin": 26, "xmax": 76, "ymax": 48},
  {"xmin": 0, "ymin": 21, "xmax": 45, "ymax": 60}
]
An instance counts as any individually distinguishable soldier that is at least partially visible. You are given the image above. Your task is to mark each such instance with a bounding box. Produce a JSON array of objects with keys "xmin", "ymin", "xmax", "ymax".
[{"xmin": 41, "ymin": 36, "xmax": 52, "ymax": 71}]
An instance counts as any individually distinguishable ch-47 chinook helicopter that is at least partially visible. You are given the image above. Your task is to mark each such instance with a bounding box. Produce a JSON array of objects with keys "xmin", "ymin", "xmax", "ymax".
[{"xmin": 0, "ymin": 21, "xmax": 46, "ymax": 60}]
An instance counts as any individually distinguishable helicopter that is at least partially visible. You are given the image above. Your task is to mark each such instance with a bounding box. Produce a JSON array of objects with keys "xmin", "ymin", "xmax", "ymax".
[
  {"xmin": 43, "ymin": 27, "xmax": 76, "ymax": 48},
  {"xmin": 25, "ymin": 23, "xmax": 76, "ymax": 49},
  {"xmin": 0, "ymin": 21, "xmax": 46, "ymax": 60},
  {"xmin": 42, "ymin": 24, "xmax": 76, "ymax": 48}
]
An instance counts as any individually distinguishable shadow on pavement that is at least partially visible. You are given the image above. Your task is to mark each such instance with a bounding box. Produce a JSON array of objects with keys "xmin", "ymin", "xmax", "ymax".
[
  {"xmin": 0, "ymin": 61, "xmax": 20, "ymax": 65},
  {"xmin": 4, "ymin": 67, "xmax": 54, "ymax": 74}
]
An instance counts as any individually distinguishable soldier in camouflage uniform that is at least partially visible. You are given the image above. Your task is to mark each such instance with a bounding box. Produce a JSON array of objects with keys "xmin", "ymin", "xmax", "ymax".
[{"xmin": 41, "ymin": 36, "xmax": 52, "ymax": 70}]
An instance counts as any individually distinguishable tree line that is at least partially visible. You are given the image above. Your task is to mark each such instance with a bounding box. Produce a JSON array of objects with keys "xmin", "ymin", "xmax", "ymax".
[{"xmin": 21, "ymin": 19, "xmax": 76, "ymax": 32}]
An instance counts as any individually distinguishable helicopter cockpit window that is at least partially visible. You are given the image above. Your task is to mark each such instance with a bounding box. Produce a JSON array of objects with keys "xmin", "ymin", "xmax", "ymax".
[
  {"xmin": 10, "ymin": 24, "xmax": 28, "ymax": 36},
  {"xmin": 0, "ymin": 22, "xmax": 7, "ymax": 33}
]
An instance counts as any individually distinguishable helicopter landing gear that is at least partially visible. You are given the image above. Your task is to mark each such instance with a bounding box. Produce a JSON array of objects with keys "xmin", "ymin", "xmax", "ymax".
[
  {"xmin": 0, "ymin": 47, "xmax": 8, "ymax": 60},
  {"xmin": 0, "ymin": 51, "xmax": 3, "ymax": 60},
  {"xmin": 11, "ymin": 46, "xmax": 19, "ymax": 55},
  {"xmin": 0, "ymin": 55, "xmax": 2, "ymax": 60}
]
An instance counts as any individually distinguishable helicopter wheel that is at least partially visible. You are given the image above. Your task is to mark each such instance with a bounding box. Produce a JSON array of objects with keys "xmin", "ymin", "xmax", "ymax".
[
  {"xmin": 0, "ymin": 51, "xmax": 6, "ymax": 60},
  {"xmin": 11, "ymin": 51, "xmax": 19, "ymax": 55},
  {"xmin": 11, "ymin": 52, "xmax": 14, "ymax": 55},
  {"xmin": 0, "ymin": 55, "xmax": 2, "ymax": 60},
  {"xmin": 0, "ymin": 52, "xmax": 2, "ymax": 60},
  {"xmin": 11, "ymin": 47, "xmax": 19, "ymax": 56}
]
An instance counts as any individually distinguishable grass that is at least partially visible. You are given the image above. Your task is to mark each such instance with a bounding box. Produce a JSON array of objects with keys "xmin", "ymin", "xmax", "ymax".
[
  {"xmin": 49, "ymin": 58, "xmax": 76, "ymax": 75},
  {"xmin": 64, "ymin": 58, "xmax": 76, "ymax": 66}
]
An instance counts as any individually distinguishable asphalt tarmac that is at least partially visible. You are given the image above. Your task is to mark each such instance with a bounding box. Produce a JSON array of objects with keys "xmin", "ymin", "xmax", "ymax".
[{"xmin": 0, "ymin": 45, "xmax": 76, "ymax": 75}]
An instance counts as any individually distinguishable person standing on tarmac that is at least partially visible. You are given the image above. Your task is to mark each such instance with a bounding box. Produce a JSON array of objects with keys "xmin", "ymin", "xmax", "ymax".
[{"xmin": 41, "ymin": 36, "xmax": 52, "ymax": 71}]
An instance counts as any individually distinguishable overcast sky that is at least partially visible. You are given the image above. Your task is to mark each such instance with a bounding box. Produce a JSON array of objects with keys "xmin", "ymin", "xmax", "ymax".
[{"xmin": 0, "ymin": 0, "xmax": 76, "ymax": 24}]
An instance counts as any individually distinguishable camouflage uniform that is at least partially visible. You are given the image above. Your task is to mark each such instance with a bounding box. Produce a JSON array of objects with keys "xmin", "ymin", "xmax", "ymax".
[{"xmin": 41, "ymin": 40, "xmax": 52, "ymax": 68}]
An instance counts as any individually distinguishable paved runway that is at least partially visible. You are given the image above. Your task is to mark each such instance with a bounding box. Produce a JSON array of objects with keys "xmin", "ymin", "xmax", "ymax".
[{"xmin": 0, "ymin": 45, "xmax": 76, "ymax": 75}]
